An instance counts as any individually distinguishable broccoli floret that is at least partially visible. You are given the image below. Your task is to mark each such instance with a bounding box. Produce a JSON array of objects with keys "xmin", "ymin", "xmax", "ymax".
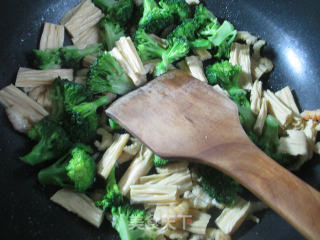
[
  {"xmin": 134, "ymin": 28, "xmax": 166, "ymax": 61},
  {"xmin": 32, "ymin": 49, "xmax": 61, "ymax": 70},
  {"xmin": 194, "ymin": 4, "xmax": 217, "ymax": 27},
  {"xmin": 99, "ymin": 19, "xmax": 125, "ymax": 51},
  {"xmin": 159, "ymin": 0, "xmax": 190, "ymax": 23},
  {"xmin": 93, "ymin": 0, "xmax": 133, "ymax": 26},
  {"xmin": 88, "ymin": 51, "xmax": 135, "ymax": 95},
  {"xmin": 109, "ymin": 118, "xmax": 122, "ymax": 130},
  {"xmin": 38, "ymin": 144, "xmax": 96, "ymax": 192},
  {"xmin": 198, "ymin": 166, "xmax": 241, "ymax": 206},
  {"xmin": 206, "ymin": 61, "xmax": 258, "ymax": 143},
  {"xmin": 153, "ymin": 155, "xmax": 169, "ymax": 167},
  {"xmin": 60, "ymin": 44, "xmax": 103, "ymax": 69},
  {"xmin": 96, "ymin": 167, "xmax": 124, "ymax": 210},
  {"xmin": 139, "ymin": 0, "xmax": 174, "ymax": 34},
  {"xmin": 62, "ymin": 79, "xmax": 92, "ymax": 107},
  {"xmin": 65, "ymin": 95, "xmax": 114, "ymax": 143},
  {"xmin": 154, "ymin": 38, "xmax": 190, "ymax": 76},
  {"xmin": 32, "ymin": 44, "xmax": 102, "ymax": 70},
  {"xmin": 206, "ymin": 61, "xmax": 241, "ymax": 88},
  {"xmin": 167, "ymin": 18, "xmax": 198, "ymax": 42},
  {"xmin": 111, "ymin": 204, "xmax": 157, "ymax": 240},
  {"xmin": 49, "ymin": 77, "xmax": 92, "ymax": 123},
  {"xmin": 20, "ymin": 119, "xmax": 71, "ymax": 166},
  {"xmin": 200, "ymin": 20, "xmax": 237, "ymax": 59}
]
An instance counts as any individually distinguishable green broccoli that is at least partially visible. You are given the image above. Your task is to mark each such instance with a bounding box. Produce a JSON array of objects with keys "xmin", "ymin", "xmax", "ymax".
[
  {"xmin": 49, "ymin": 78, "xmax": 66, "ymax": 123},
  {"xmin": 109, "ymin": 118, "xmax": 122, "ymax": 130},
  {"xmin": 69, "ymin": 95, "xmax": 113, "ymax": 120},
  {"xmin": 96, "ymin": 167, "xmax": 124, "ymax": 210},
  {"xmin": 198, "ymin": 165, "xmax": 241, "ymax": 206},
  {"xmin": 88, "ymin": 51, "xmax": 135, "ymax": 95},
  {"xmin": 194, "ymin": 4, "xmax": 217, "ymax": 27},
  {"xmin": 32, "ymin": 49, "xmax": 61, "ymax": 70},
  {"xmin": 190, "ymin": 38, "xmax": 212, "ymax": 50},
  {"xmin": 93, "ymin": 0, "xmax": 134, "ymax": 26},
  {"xmin": 153, "ymin": 155, "xmax": 169, "ymax": 167},
  {"xmin": 49, "ymin": 77, "xmax": 92, "ymax": 123},
  {"xmin": 258, "ymin": 115, "xmax": 298, "ymax": 168},
  {"xmin": 32, "ymin": 44, "xmax": 102, "ymax": 70},
  {"xmin": 206, "ymin": 61, "xmax": 241, "ymax": 90},
  {"xmin": 38, "ymin": 144, "xmax": 96, "ymax": 192},
  {"xmin": 200, "ymin": 20, "xmax": 237, "ymax": 59},
  {"xmin": 111, "ymin": 204, "xmax": 157, "ymax": 240},
  {"xmin": 167, "ymin": 18, "xmax": 198, "ymax": 42},
  {"xmin": 229, "ymin": 88, "xmax": 257, "ymax": 143},
  {"xmin": 154, "ymin": 37, "xmax": 190, "ymax": 76},
  {"xmin": 134, "ymin": 28, "xmax": 166, "ymax": 61},
  {"xmin": 65, "ymin": 95, "xmax": 115, "ymax": 143},
  {"xmin": 60, "ymin": 44, "xmax": 103, "ymax": 69},
  {"xmin": 159, "ymin": 0, "xmax": 190, "ymax": 23},
  {"xmin": 206, "ymin": 61, "xmax": 258, "ymax": 142},
  {"xmin": 139, "ymin": 0, "xmax": 174, "ymax": 34},
  {"xmin": 62, "ymin": 79, "xmax": 92, "ymax": 107},
  {"xmin": 99, "ymin": 18, "xmax": 125, "ymax": 51},
  {"xmin": 20, "ymin": 119, "xmax": 71, "ymax": 166}
]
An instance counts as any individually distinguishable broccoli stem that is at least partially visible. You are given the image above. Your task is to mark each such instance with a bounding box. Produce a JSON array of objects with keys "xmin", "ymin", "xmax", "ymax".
[
  {"xmin": 72, "ymin": 95, "xmax": 115, "ymax": 119},
  {"xmin": 20, "ymin": 143, "xmax": 56, "ymax": 166},
  {"xmin": 38, "ymin": 154, "xmax": 70, "ymax": 186}
]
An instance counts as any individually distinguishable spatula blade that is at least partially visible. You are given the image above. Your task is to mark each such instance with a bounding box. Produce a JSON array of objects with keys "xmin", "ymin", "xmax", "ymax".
[{"xmin": 106, "ymin": 70, "xmax": 244, "ymax": 159}]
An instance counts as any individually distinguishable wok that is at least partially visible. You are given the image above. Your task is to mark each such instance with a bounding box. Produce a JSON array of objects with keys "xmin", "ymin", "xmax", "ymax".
[{"xmin": 0, "ymin": 0, "xmax": 319, "ymax": 239}]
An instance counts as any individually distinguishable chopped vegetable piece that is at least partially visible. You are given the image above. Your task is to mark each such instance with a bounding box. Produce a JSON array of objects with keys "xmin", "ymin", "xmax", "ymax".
[
  {"xmin": 39, "ymin": 23, "xmax": 64, "ymax": 51},
  {"xmin": 185, "ymin": 56, "xmax": 207, "ymax": 82},
  {"xmin": 159, "ymin": 0, "xmax": 190, "ymax": 23},
  {"xmin": 38, "ymin": 144, "xmax": 96, "ymax": 192},
  {"xmin": 118, "ymin": 146, "xmax": 153, "ymax": 195},
  {"xmin": 93, "ymin": 0, "xmax": 134, "ymax": 26},
  {"xmin": 215, "ymin": 197, "xmax": 251, "ymax": 235},
  {"xmin": 185, "ymin": 209, "xmax": 211, "ymax": 235},
  {"xmin": 88, "ymin": 51, "xmax": 135, "ymax": 94},
  {"xmin": 97, "ymin": 133, "xmax": 130, "ymax": 179},
  {"xmin": 0, "ymin": 84, "xmax": 48, "ymax": 132},
  {"xmin": 153, "ymin": 155, "xmax": 169, "ymax": 167},
  {"xmin": 139, "ymin": 0, "xmax": 174, "ymax": 34},
  {"xmin": 96, "ymin": 167, "xmax": 124, "ymax": 210},
  {"xmin": 154, "ymin": 38, "xmax": 190, "ymax": 76},
  {"xmin": 59, "ymin": 43, "xmax": 103, "ymax": 69},
  {"xmin": 279, "ymin": 130, "xmax": 308, "ymax": 156},
  {"xmin": 197, "ymin": 166, "xmax": 241, "ymax": 206},
  {"xmin": 51, "ymin": 188, "xmax": 104, "ymax": 228},
  {"xmin": 154, "ymin": 200, "xmax": 190, "ymax": 224},
  {"xmin": 99, "ymin": 18, "xmax": 125, "ymax": 51},
  {"xmin": 264, "ymin": 89, "xmax": 293, "ymax": 128},
  {"xmin": 20, "ymin": 119, "xmax": 72, "ymax": 165},
  {"xmin": 229, "ymin": 43, "xmax": 252, "ymax": 90},
  {"xmin": 15, "ymin": 67, "xmax": 74, "ymax": 87},
  {"xmin": 130, "ymin": 184, "xmax": 178, "ymax": 204},
  {"xmin": 111, "ymin": 203, "xmax": 157, "ymax": 240},
  {"xmin": 134, "ymin": 28, "xmax": 166, "ymax": 62},
  {"xmin": 94, "ymin": 128, "xmax": 114, "ymax": 151}
]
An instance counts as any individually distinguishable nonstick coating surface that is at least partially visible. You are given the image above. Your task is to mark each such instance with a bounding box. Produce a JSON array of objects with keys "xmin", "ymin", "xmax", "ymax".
[{"xmin": 0, "ymin": 0, "xmax": 319, "ymax": 239}]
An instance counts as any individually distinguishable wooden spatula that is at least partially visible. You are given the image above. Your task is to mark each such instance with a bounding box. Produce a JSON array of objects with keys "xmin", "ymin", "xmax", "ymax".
[{"xmin": 106, "ymin": 70, "xmax": 320, "ymax": 240}]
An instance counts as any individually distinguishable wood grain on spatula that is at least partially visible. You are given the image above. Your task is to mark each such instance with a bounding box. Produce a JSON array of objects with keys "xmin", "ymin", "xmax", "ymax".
[{"xmin": 106, "ymin": 70, "xmax": 320, "ymax": 240}]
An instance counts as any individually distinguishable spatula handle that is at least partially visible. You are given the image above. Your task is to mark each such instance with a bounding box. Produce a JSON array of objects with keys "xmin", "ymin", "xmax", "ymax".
[{"xmin": 199, "ymin": 142, "xmax": 320, "ymax": 240}]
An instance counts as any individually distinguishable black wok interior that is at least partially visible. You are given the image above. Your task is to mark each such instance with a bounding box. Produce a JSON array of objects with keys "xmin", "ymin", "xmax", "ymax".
[{"xmin": 1, "ymin": 0, "xmax": 319, "ymax": 239}]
